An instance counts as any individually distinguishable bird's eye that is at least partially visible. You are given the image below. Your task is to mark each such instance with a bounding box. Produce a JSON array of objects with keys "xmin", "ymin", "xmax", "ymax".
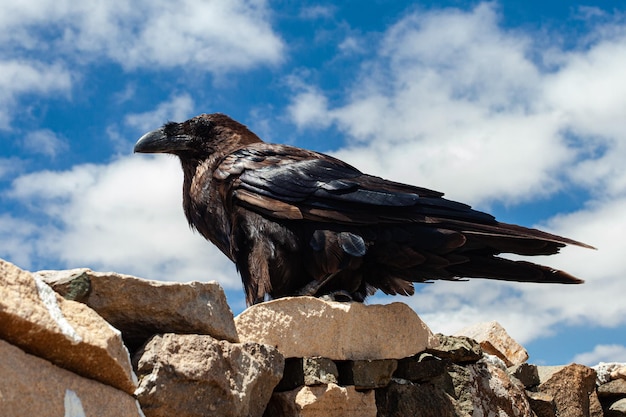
[{"xmin": 193, "ymin": 119, "xmax": 215, "ymax": 137}]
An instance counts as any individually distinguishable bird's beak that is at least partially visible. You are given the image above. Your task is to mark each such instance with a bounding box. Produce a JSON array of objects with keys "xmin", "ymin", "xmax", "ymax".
[{"xmin": 134, "ymin": 127, "xmax": 193, "ymax": 154}]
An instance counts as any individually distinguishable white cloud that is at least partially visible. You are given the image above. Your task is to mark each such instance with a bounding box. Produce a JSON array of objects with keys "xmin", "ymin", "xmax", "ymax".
[
  {"xmin": 0, "ymin": 60, "xmax": 72, "ymax": 129},
  {"xmin": 6, "ymin": 156, "xmax": 239, "ymax": 287},
  {"xmin": 573, "ymin": 344, "xmax": 626, "ymax": 365},
  {"xmin": 288, "ymin": 3, "xmax": 626, "ymax": 345},
  {"xmin": 0, "ymin": 0, "xmax": 284, "ymax": 72},
  {"xmin": 22, "ymin": 129, "xmax": 69, "ymax": 158},
  {"xmin": 286, "ymin": 3, "xmax": 626, "ymax": 207},
  {"xmin": 124, "ymin": 94, "xmax": 195, "ymax": 133}
]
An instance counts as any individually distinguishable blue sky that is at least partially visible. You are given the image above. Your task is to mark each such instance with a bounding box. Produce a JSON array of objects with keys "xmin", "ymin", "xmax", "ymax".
[{"xmin": 2, "ymin": 1, "xmax": 625, "ymax": 366}]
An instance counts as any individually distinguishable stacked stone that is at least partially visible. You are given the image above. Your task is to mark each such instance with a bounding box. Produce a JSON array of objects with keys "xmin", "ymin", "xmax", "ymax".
[
  {"xmin": 237, "ymin": 300, "xmax": 612, "ymax": 417},
  {"xmin": 0, "ymin": 259, "xmax": 141, "ymax": 417},
  {"xmin": 1, "ymin": 259, "xmax": 284, "ymax": 417}
]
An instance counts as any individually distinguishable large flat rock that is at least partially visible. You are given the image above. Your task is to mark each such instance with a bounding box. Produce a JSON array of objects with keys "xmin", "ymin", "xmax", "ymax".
[
  {"xmin": 37, "ymin": 268, "xmax": 238, "ymax": 351},
  {"xmin": 0, "ymin": 339, "xmax": 143, "ymax": 417},
  {"xmin": 0, "ymin": 259, "xmax": 136, "ymax": 394},
  {"xmin": 235, "ymin": 296, "xmax": 438, "ymax": 360}
]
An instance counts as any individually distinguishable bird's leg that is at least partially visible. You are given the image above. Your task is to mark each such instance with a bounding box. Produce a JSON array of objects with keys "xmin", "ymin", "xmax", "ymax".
[{"xmin": 296, "ymin": 272, "xmax": 338, "ymax": 297}]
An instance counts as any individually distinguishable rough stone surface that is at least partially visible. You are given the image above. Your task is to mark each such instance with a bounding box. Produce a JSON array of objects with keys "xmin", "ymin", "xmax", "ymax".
[
  {"xmin": 509, "ymin": 362, "xmax": 540, "ymax": 388},
  {"xmin": 133, "ymin": 333, "xmax": 283, "ymax": 417},
  {"xmin": 375, "ymin": 381, "xmax": 462, "ymax": 417},
  {"xmin": 427, "ymin": 334, "xmax": 483, "ymax": 363},
  {"xmin": 456, "ymin": 321, "xmax": 529, "ymax": 366},
  {"xmin": 337, "ymin": 359, "xmax": 398, "ymax": 389},
  {"xmin": 265, "ymin": 383, "xmax": 376, "ymax": 417},
  {"xmin": 589, "ymin": 390, "xmax": 604, "ymax": 417},
  {"xmin": 594, "ymin": 363, "xmax": 626, "ymax": 384},
  {"xmin": 598, "ymin": 378, "xmax": 626, "ymax": 399},
  {"xmin": 235, "ymin": 296, "xmax": 438, "ymax": 360},
  {"xmin": 526, "ymin": 391, "xmax": 556, "ymax": 417},
  {"xmin": 608, "ymin": 398, "xmax": 626, "ymax": 416},
  {"xmin": 0, "ymin": 259, "xmax": 136, "ymax": 394},
  {"xmin": 538, "ymin": 363, "xmax": 597, "ymax": 417},
  {"xmin": 277, "ymin": 357, "xmax": 339, "ymax": 391},
  {"xmin": 0, "ymin": 339, "xmax": 143, "ymax": 417},
  {"xmin": 394, "ymin": 353, "xmax": 448, "ymax": 383},
  {"xmin": 37, "ymin": 268, "xmax": 238, "ymax": 351},
  {"xmin": 469, "ymin": 359, "xmax": 535, "ymax": 417}
]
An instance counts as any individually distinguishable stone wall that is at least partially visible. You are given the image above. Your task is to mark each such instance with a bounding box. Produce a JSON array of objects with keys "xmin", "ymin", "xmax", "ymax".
[{"xmin": 1, "ymin": 258, "xmax": 625, "ymax": 416}]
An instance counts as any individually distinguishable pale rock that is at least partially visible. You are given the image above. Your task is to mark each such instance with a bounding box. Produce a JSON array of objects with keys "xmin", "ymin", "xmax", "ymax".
[
  {"xmin": 0, "ymin": 259, "xmax": 136, "ymax": 394},
  {"xmin": 593, "ymin": 362, "xmax": 626, "ymax": 384},
  {"xmin": 455, "ymin": 321, "xmax": 528, "ymax": 366},
  {"xmin": 36, "ymin": 268, "xmax": 238, "ymax": 351},
  {"xmin": 0, "ymin": 339, "xmax": 143, "ymax": 417},
  {"xmin": 597, "ymin": 378, "xmax": 626, "ymax": 400},
  {"xmin": 538, "ymin": 363, "xmax": 597, "ymax": 417},
  {"xmin": 265, "ymin": 383, "xmax": 376, "ymax": 417},
  {"xmin": 609, "ymin": 398, "xmax": 626, "ymax": 416},
  {"xmin": 536, "ymin": 365, "xmax": 566, "ymax": 385},
  {"xmin": 469, "ymin": 358, "xmax": 535, "ymax": 416},
  {"xmin": 133, "ymin": 333, "xmax": 283, "ymax": 417},
  {"xmin": 235, "ymin": 296, "xmax": 438, "ymax": 360}
]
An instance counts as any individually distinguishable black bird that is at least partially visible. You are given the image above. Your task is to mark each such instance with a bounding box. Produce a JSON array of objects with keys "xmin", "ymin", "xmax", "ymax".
[{"xmin": 134, "ymin": 113, "xmax": 593, "ymax": 306}]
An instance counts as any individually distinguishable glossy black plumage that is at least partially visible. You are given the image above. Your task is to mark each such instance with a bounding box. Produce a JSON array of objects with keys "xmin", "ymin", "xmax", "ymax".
[{"xmin": 134, "ymin": 113, "xmax": 593, "ymax": 305}]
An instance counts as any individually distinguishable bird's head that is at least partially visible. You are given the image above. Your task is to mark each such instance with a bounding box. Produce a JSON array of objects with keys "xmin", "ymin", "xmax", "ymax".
[{"xmin": 134, "ymin": 113, "xmax": 262, "ymax": 158}]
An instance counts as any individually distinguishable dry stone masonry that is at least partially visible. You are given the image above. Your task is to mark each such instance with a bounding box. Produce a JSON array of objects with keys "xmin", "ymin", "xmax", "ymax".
[{"xmin": 1, "ymin": 257, "xmax": 626, "ymax": 416}]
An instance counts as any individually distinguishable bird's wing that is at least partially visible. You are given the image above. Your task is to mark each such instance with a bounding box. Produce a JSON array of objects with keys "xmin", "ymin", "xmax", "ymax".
[{"xmin": 214, "ymin": 143, "xmax": 495, "ymax": 225}]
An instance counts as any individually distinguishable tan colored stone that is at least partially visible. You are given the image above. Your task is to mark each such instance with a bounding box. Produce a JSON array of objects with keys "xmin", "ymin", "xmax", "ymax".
[
  {"xmin": 456, "ymin": 321, "xmax": 528, "ymax": 366},
  {"xmin": 0, "ymin": 339, "xmax": 143, "ymax": 417},
  {"xmin": 0, "ymin": 259, "xmax": 136, "ymax": 394},
  {"xmin": 37, "ymin": 268, "xmax": 238, "ymax": 351},
  {"xmin": 235, "ymin": 296, "xmax": 438, "ymax": 360},
  {"xmin": 265, "ymin": 383, "xmax": 376, "ymax": 417},
  {"xmin": 133, "ymin": 333, "xmax": 284, "ymax": 417},
  {"xmin": 538, "ymin": 363, "xmax": 597, "ymax": 417}
]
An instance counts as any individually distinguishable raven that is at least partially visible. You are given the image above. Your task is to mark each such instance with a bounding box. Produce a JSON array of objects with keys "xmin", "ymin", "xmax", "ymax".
[{"xmin": 134, "ymin": 113, "xmax": 593, "ymax": 306}]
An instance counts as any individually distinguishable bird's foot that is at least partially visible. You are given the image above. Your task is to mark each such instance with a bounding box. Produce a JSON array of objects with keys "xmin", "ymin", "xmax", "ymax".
[
  {"xmin": 319, "ymin": 290, "xmax": 353, "ymax": 302},
  {"xmin": 296, "ymin": 273, "xmax": 338, "ymax": 297}
]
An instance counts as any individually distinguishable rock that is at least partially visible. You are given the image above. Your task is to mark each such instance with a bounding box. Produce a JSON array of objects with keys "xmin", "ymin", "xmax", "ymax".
[
  {"xmin": 133, "ymin": 333, "xmax": 283, "ymax": 417},
  {"xmin": 375, "ymin": 381, "xmax": 462, "ymax": 417},
  {"xmin": 608, "ymin": 398, "xmax": 626, "ymax": 416},
  {"xmin": 594, "ymin": 362, "xmax": 626, "ymax": 384},
  {"xmin": 0, "ymin": 339, "xmax": 143, "ymax": 417},
  {"xmin": 536, "ymin": 365, "xmax": 567, "ymax": 384},
  {"xmin": 445, "ymin": 364, "xmax": 474, "ymax": 415},
  {"xmin": 469, "ymin": 359, "xmax": 535, "ymax": 416},
  {"xmin": 394, "ymin": 353, "xmax": 448, "ymax": 383},
  {"xmin": 235, "ymin": 296, "xmax": 438, "ymax": 360},
  {"xmin": 0, "ymin": 259, "xmax": 136, "ymax": 394},
  {"xmin": 598, "ymin": 378, "xmax": 626, "ymax": 400},
  {"xmin": 336, "ymin": 359, "xmax": 398, "ymax": 389},
  {"xmin": 426, "ymin": 334, "xmax": 483, "ymax": 363},
  {"xmin": 589, "ymin": 390, "xmax": 604, "ymax": 417},
  {"xmin": 265, "ymin": 383, "xmax": 376, "ymax": 417},
  {"xmin": 455, "ymin": 321, "xmax": 528, "ymax": 366},
  {"xmin": 526, "ymin": 391, "xmax": 556, "ymax": 417},
  {"xmin": 509, "ymin": 362, "xmax": 540, "ymax": 388},
  {"xmin": 37, "ymin": 268, "xmax": 238, "ymax": 351},
  {"xmin": 538, "ymin": 363, "xmax": 597, "ymax": 417},
  {"xmin": 277, "ymin": 357, "xmax": 339, "ymax": 391}
]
